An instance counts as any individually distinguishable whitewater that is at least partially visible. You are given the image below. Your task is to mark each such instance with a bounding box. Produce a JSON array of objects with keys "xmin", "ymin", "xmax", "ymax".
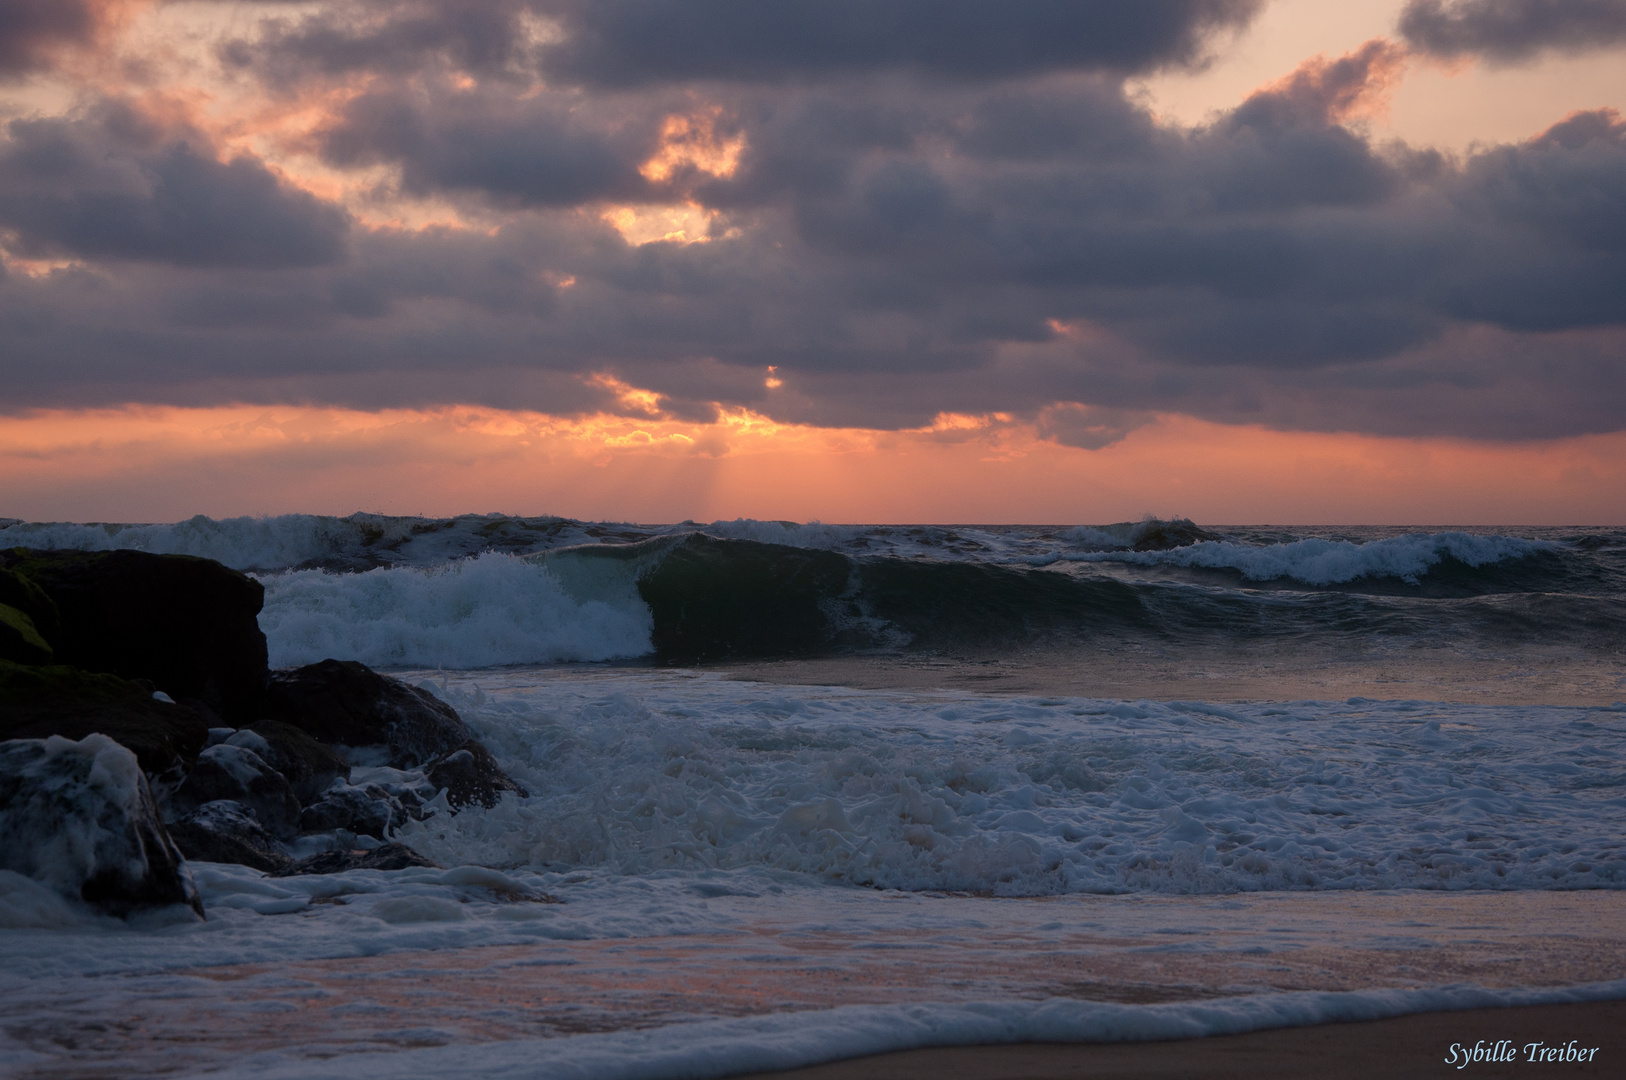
[{"xmin": 2, "ymin": 514, "xmax": 1623, "ymax": 1077}]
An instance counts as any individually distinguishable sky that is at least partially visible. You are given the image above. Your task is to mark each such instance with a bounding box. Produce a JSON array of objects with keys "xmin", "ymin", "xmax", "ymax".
[{"xmin": 1, "ymin": 0, "xmax": 1624, "ymax": 524}]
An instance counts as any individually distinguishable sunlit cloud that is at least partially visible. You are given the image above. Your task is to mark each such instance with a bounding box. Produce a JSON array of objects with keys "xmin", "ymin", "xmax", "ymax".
[{"xmin": 638, "ymin": 108, "xmax": 745, "ymax": 183}]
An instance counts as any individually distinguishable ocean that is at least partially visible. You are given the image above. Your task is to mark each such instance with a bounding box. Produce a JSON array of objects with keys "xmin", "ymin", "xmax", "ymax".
[{"xmin": 2, "ymin": 515, "xmax": 1624, "ymax": 1077}]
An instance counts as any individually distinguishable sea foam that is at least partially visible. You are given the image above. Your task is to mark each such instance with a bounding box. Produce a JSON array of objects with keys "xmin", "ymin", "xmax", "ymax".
[
  {"xmin": 392, "ymin": 673, "xmax": 1626, "ymax": 895},
  {"xmin": 259, "ymin": 553, "xmax": 652, "ymax": 669}
]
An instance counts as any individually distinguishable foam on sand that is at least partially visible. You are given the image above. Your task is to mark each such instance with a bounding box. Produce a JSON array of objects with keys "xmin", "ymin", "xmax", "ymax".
[{"xmin": 159, "ymin": 981, "xmax": 1626, "ymax": 1080}]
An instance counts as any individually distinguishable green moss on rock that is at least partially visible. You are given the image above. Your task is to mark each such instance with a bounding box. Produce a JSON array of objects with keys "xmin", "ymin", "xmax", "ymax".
[
  {"xmin": 0, "ymin": 566, "xmax": 60, "ymax": 646},
  {"xmin": 0, "ymin": 660, "xmax": 211, "ymax": 776},
  {"xmin": 0, "ymin": 548, "xmax": 267, "ymax": 723},
  {"xmin": 0, "ymin": 603, "xmax": 52, "ymax": 664}
]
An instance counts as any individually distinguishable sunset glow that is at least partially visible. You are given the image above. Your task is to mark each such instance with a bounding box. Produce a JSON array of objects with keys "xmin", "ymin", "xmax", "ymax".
[{"xmin": 4, "ymin": 401, "xmax": 1622, "ymax": 525}]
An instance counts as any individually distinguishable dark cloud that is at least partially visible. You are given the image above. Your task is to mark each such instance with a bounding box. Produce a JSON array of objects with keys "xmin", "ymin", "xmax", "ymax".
[
  {"xmin": 219, "ymin": 0, "xmax": 535, "ymax": 86},
  {"xmin": 1399, "ymin": 0, "xmax": 1626, "ymax": 62},
  {"xmin": 537, "ymin": 0, "xmax": 1264, "ymax": 85},
  {"xmin": 0, "ymin": 0, "xmax": 99, "ymax": 76},
  {"xmin": 3, "ymin": 14, "xmax": 1624, "ymax": 446},
  {"xmin": 317, "ymin": 87, "xmax": 648, "ymax": 206},
  {"xmin": 0, "ymin": 104, "xmax": 349, "ymax": 268},
  {"xmin": 222, "ymin": 0, "xmax": 1262, "ymax": 89}
]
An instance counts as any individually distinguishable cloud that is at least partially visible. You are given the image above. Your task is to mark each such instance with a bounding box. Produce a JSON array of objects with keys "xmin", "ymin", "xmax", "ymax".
[
  {"xmin": 1399, "ymin": 0, "xmax": 1626, "ymax": 63},
  {"xmin": 316, "ymin": 85, "xmax": 648, "ymax": 206},
  {"xmin": 219, "ymin": 0, "xmax": 539, "ymax": 87},
  {"xmin": 0, "ymin": 103, "xmax": 350, "ymax": 268},
  {"xmin": 0, "ymin": 0, "xmax": 101, "ymax": 76},
  {"xmin": 1, "ymin": 13, "xmax": 1623, "ymax": 448},
  {"xmin": 536, "ymin": 0, "xmax": 1264, "ymax": 85},
  {"xmin": 223, "ymin": 1, "xmax": 1263, "ymax": 90}
]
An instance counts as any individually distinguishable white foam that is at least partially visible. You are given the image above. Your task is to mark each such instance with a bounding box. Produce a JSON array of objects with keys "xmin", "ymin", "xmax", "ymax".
[
  {"xmin": 258, "ymin": 553, "xmax": 653, "ymax": 669},
  {"xmin": 176, "ymin": 981, "xmax": 1626, "ymax": 1080},
  {"xmin": 1053, "ymin": 532, "xmax": 1556, "ymax": 584},
  {"xmin": 391, "ymin": 673, "xmax": 1626, "ymax": 895},
  {"xmin": 0, "ymin": 514, "xmax": 399, "ymax": 571}
]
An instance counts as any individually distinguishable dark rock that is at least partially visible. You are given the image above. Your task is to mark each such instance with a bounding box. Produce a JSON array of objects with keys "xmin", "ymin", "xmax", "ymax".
[
  {"xmin": 0, "ymin": 733, "xmax": 204, "ymax": 919},
  {"xmin": 0, "ymin": 566, "xmax": 61, "ymax": 646},
  {"xmin": 1129, "ymin": 518, "xmax": 1224, "ymax": 551},
  {"xmin": 234, "ymin": 720, "xmax": 350, "ymax": 805},
  {"xmin": 0, "ymin": 548, "xmax": 268, "ymax": 723},
  {"xmin": 298, "ymin": 781, "xmax": 404, "ymax": 839},
  {"xmin": 265, "ymin": 659, "xmax": 472, "ymax": 766},
  {"xmin": 167, "ymin": 800, "xmax": 292, "ymax": 874},
  {"xmin": 170, "ymin": 744, "xmax": 301, "ymax": 840},
  {"xmin": 426, "ymin": 742, "xmax": 528, "ymax": 809},
  {"xmin": 0, "ymin": 602, "xmax": 52, "ymax": 664},
  {"xmin": 272, "ymin": 842, "xmax": 438, "ymax": 877},
  {"xmin": 0, "ymin": 661, "xmax": 212, "ymax": 777}
]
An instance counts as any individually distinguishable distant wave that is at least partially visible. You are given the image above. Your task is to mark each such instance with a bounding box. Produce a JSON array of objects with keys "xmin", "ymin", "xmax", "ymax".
[{"xmin": 1040, "ymin": 531, "xmax": 1559, "ymax": 586}]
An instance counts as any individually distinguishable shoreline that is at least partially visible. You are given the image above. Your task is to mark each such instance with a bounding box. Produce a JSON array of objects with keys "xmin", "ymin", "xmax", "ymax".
[
  {"xmin": 478, "ymin": 648, "xmax": 1626, "ymax": 707},
  {"xmin": 728, "ymin": 1000, "xmax": 1623, "ymax": 1080},
  {"xmin": 709, "ymin": 647, "xmax": 1626, "ymax": 706}
]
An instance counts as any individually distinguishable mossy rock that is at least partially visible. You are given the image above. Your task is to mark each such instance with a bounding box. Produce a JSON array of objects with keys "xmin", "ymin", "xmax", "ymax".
[
  {"xmin": 0, "ymin": 660, "xmax": 211, "ymax": 776},
  {"xmin": 0, "ymin": 548, "xmax": 267, "ymax": 723},
  {"xmin": 0, "ymin": 567, "xmax": 61, "ymax": 645},
  {"xmin": 0, "ymin": 603, "xmax": 52, "ymax": 664}
]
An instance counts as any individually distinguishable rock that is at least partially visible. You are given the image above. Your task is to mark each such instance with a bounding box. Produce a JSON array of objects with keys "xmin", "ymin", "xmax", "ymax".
[
  {"xmin": 0, "ymin": 549, "xmax": 268, "ymax": 723},
  {"xmin": 1129, "ymin": 518, "xmax": 1224, "ymax": 551},
  {"xmin": 167, "ymin": 800, "xmax": 292, "ymax": 874},
  {"xmin": 0, "ymin": 566, "xmax": 61, "ymax": 645},
  {"xmin": 426, "ymin": 743, "xmax": 527, "ymax": 809},
  {"xmin": 170, "ymin": 744, "xmax": 302, "ymax": 840},
  {"xmin": 0, "ymin": 661, "xmax": 212, "ymax": 777},
  {"xmin": 0, "ymin": 602, "xmax": 52, "ymax": 664},
  {"xmin": 0, "ymin": 733, "xmax": 204, "ymax": 919},
  {"xmin": 298, "ymin": 781, "xmax": 405, "ymax": 839},
  {"xmin": 264, "ymin": 659, "xmax": 471, "ymax": 766},
  {"xmin": 272, "ymin": 842, "xmax": 438, "ymax": 877},
  {"xmin": 236, "ymin": 719, "xmax": 350, "ymax": 805}
]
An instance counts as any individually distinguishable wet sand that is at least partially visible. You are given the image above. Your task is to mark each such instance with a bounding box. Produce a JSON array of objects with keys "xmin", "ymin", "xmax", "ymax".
[
  {"xmin": 732, "ymin": 1000, "xmax": 1622, "ymax": 1079},
  {"xmin": 716, "ymin": 644, "xmax": 1626, "ymax": 707}
]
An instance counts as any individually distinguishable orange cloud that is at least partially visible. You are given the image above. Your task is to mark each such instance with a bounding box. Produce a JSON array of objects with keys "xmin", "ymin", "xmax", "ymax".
[
  {"xmin": 1250, "ymin": 38, "xmax": 1410, "ymax": 125},
  {"xmin": 639, "ymin": 108, "xmax": 745, "ymax": 183}
]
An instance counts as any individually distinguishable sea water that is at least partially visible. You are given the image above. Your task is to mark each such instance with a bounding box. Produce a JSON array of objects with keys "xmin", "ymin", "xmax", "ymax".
[{"xmin": 2, "ymin": 516, "xmax": 1623, "ymax": 1077}]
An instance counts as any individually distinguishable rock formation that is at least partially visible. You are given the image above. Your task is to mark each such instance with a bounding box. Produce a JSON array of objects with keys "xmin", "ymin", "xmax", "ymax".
[{"xmin": 0, "ymin": 734, "xmax": 204, "ymax": 919}]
